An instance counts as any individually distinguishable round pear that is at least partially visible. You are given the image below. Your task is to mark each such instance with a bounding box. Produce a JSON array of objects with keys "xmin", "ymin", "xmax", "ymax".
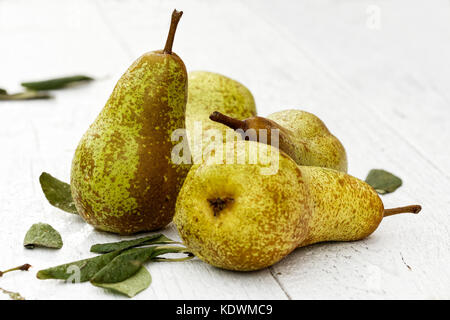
[{"xmin": 174, "ymin": 141, "xmax": 312, "ymax": 271}]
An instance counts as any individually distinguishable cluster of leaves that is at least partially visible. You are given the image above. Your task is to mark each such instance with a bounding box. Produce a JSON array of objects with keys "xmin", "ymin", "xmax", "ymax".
[
  {"xmin": 37, "ymin": 172, "xmax": 193, "ymax": 297},
  {"xmin": 37, "ymin": 234, "xmax": 192, "ymax": 297},
  {"xmin": 0, "ymin": 75, "xmax": 93, "ymax": 101}
]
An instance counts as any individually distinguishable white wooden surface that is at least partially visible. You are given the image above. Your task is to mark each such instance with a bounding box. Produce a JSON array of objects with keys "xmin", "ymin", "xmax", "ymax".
[{"xmin": 1, "ymin": 0, "xmax": 449, "ymax": 300}]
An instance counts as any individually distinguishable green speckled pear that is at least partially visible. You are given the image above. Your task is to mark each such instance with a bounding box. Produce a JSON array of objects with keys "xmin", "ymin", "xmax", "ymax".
[
  {"xmin": 185, "ymin": 71, "xmax": 256, "ymax": 163},
  {"xmin": 210, "ymin": 109, "xmax": 347, "ymax": 172},
  {"xmin": 174, "ymin": 141, "xmax": 421, "ymax": 271},
  {"xmin": 70, "ymin": 10, "xmax": 189, "ymax": 234}
]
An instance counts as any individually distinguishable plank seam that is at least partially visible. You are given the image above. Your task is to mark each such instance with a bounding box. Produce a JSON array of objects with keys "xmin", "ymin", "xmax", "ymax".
[{"xmin": 268, "ymin": 267, "xmax": 292, "ymax": 300}]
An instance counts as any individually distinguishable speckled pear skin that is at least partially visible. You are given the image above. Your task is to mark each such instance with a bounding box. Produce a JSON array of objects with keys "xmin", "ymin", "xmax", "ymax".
[
  {"xmin": 186, "ymin": 71, "xmax": 257, "ymax": 162},
  {"xmin": 174, "ymin": 141, "xmax": 312, "ymax": 271},
  {"xmin": 70, "ymin": 50, "xmax": 189, "ymax": 235},
  {"xmin": 298, "ymin": 166, "xmax": 384, "ymax": 247},
  {"xmin": 268, "ymin": 109, "xmax": 348, "ymax": 172}
]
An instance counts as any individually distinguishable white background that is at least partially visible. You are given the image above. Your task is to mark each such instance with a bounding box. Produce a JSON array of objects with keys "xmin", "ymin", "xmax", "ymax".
[{"xmin": 1, "ymin": 0, "xmax": 449, "ymax": 299}]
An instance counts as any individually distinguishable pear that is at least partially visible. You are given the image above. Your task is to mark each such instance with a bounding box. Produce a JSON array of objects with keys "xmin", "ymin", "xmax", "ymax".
[
  {"xmin": 71, "ymin": 10, "xmax": 189, "ymax": 234},
  {"xmin": 186, "ymin": 71, "xmax": 257, "ymax": 163},
  {"xmin": 174, "ymin": 140, "xmax": 420, "ymax": 271},
  {"xmin": 298, "ymin": 166, "xmax": 421, "ymax": 247},
  {"xmin": 210, "ymin": 109, "xmax": 347, "ymax": 172},
  {"xmin": 174, "ymin": 141, "xmax": 313, "ymax": 271}
]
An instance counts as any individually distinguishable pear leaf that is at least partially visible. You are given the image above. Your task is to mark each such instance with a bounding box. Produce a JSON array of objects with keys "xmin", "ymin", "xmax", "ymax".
[
  {"xmin": 365, "ymin": 169, "xmax": 403, "ymax": 194},
  {"xmin": 36, "ymin": 250, "xmax": 122, "ymax": 282},
  {"xmin": 39, "ymin": 172, "xmax": 78, "ymax": 214},
  {"xmin": 90, "ymin": 247, "xmax": 156, "ymax": 284},
  {"xmin": 24, "ymin": 223, "xmax": 63, "ymax": 249},
  {"xmin": 90, "ymin": 245, "xmax": 191, "ymax": 284},
  {"xmin": 21, "ymin": 75, "xmax": 93, "ymax": 91},
  {"xmin": 92, "ymin": 266, "xmax": 151, "ymax": 298},
  {"xmin": 0, "ymin": 91, "xmax": 52, "ymax": 100},
  {"xmin": 90, "ymin": 234, "xmax": 176, "ymax": 254}
]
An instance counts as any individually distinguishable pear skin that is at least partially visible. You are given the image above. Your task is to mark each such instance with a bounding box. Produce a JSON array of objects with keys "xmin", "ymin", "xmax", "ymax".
[
  {"xmin": 186, "ymin": 71, "xmax": 257, "ymax": 163},
  {"xmin": 210, "ymin": 109, "xmax": 348, "ymax": 172},
  {"xmin": 298, "ymin": 166, "xmax": 421, "ymax": 247},
  {"xmin": 298, "ymin": 166, "xmax": 383, "ymax": 246},
  {"xmin": 174, "ymin": 141, "xmax": 312, "ymax": 271},
  {"xmin": 269, "ymin": 110, "xmax": 347, "ymax": 172},
  {"xmin": 70, "ymin": 10, "xmax": 189, "ymax": 234}
]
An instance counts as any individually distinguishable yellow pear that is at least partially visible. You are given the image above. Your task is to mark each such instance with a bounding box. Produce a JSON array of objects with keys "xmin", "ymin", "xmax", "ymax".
[
  {"xmin": 174, "ymin": 141, "xmax": 420, "ymax": 271},
  {"xmin": 186, "ymin": 71, "xmax": 257, "ymax": 163},
  {"xmin": 210, "ymin": 109, "xmax": 347, "ymax": 172}
]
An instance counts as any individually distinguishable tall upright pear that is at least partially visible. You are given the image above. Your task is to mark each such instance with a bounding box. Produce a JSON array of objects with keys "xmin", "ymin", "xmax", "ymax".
[{"xmin": 71, "ymin": 10, "xmax": 189, "ymax": 234}]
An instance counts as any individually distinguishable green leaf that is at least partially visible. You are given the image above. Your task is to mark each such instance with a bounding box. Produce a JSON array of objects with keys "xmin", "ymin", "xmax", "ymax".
[
  {"xmin": 90, "ymin": 234, "xmax": 176, "ymax": 254},
  {"xmin": 36, "ymin": 250, "xmax": 122, "ymax": 282},
  {"xmin": 0, "ymin": 91, "xmax": 52, "ymax": 100},
  {"xmin": 24, "ymin": 223, "xmax": 63, "ymax": 249},
  {"xmin": 151, "ymin": 245, "xmax": 192, "ymax": 258},
  {"xmin": 90, "ymin": 247, "xmax": 156, "ymax": 284},
  {"xmin": 90, "ymin": 245, "xmax": 190, "ymax": 286},
  {"xmin": 92, "ymin": 266, "xmax": 151, "ymax": 298},
  {"xmin": 21, "ymin": 75, "xmax": 93, "ymax": 91},
  {"xmin": 0, "ymin": 88, "xmax": 7, "ymax": 95},
  {"xmin": 39, "ymin": 172, "xmax": 78, "ymax": 214},
  {"xmin": 365, "ymin": 169, "xmax": 403, "ymax": 194}
]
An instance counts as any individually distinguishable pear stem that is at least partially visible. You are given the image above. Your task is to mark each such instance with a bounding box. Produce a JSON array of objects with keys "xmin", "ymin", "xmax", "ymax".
[
  {"xmin": 209, "ymin": 111, "xmax": 246, "ymax": 131},
  {"xmin": 384, "ymin": 205, "xmax": 422, "ymax": 217},
  {"xmin": 163, "ymin": 9, "xmax": 183, "ymax": 54},
  {"xmin": 0, "ymin": 264, "xmax": 31, "ymax": 277}
]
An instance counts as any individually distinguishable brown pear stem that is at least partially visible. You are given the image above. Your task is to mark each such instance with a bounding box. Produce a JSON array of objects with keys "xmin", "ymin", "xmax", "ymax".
[
  {"xmin": 163, "ymin": 9, "xmax": 183, "ymax": 54},
  {"xmin": 209, "ymin": 111, "xmax": 246, "ymax": 131},
  {"xmin": 0, "ymin": 264, "xmax": 31, "ymax": 277},
  {"xmin": 384, "ymin": 205, "xmax": 422, "ymax": 217}
]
